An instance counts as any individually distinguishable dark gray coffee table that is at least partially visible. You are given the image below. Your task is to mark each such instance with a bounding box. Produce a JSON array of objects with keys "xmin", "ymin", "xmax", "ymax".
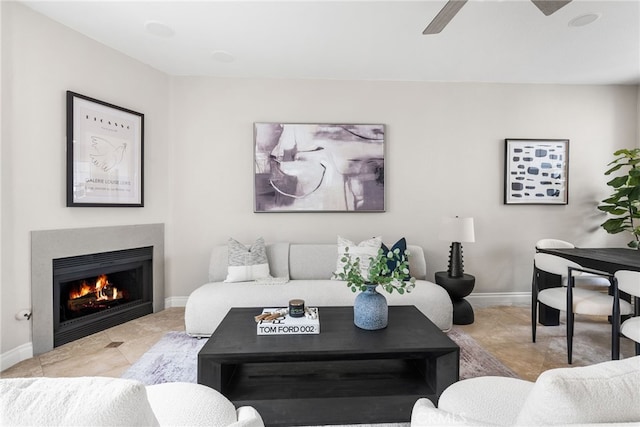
[{"xmin": 198, "ymin": 305, "xmax": 459, "ymax": 426}]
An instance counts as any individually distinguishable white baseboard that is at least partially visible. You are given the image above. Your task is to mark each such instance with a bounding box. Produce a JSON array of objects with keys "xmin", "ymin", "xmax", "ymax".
[
  {"xmin": 467, "ymin": 292, "xmax": 530, "ymax": 308},
  {"xmin": 165, "ymin": 296, "xmax": 188, "ymax": 308},
  {"xmin": 2, "ymin": 292, "xmax": 530, "ymax": 372},
  {"xmin": 1, "ymin": 342, "xmax": 34, "ymax": 372}
]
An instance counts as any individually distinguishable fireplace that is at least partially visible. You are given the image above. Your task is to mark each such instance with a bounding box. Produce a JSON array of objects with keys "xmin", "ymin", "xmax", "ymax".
[
  {"xmin": 32, "ymin": 224, "xmax": 164, "ymax": 355},
  {"xmin": 53, "ymin": 247, "xmax": 153, "ymax": 347}
]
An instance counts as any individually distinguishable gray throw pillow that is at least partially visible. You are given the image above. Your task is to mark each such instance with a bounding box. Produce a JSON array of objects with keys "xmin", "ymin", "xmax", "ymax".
[{"xmin": 224, "ymin": 237, "xmax": 271, "ymax": 282}]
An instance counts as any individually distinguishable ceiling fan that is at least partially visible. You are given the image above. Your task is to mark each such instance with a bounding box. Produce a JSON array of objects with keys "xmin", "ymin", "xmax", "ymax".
[{"xmin": 423, "ymin": 0, "xmax": 572, "ymax": 35}]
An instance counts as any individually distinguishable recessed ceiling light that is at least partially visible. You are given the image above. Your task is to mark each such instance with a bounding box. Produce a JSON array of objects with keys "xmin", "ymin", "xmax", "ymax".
[
  {"xmin": 144, "ymin": 21, "xmax": 175, "ymax": 38},
  {"xmin": 212, "ymin": 50, "xmax": 235, "ymax": 63},
  {"xmin": 568, "ymin": 13, "xmax": 601, "ymax": 27}
]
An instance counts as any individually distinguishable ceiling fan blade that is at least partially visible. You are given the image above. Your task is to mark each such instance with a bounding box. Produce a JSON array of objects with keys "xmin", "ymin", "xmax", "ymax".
[
  {"xmin": 423, "ymin": 0, "xmax": 468, "ymax": 35},
  {"xmin": 531, "ymin": 0, "xmax": 572, "ymax": 16}
]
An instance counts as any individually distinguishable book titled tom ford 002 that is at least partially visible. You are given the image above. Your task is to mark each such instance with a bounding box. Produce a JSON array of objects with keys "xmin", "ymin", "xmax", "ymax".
[{"xmin": 255, "ymin": 307, "xmax": 320, "ymax": 335}]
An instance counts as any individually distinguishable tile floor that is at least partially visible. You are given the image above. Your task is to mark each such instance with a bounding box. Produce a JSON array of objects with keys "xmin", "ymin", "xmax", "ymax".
[
  {"xmin": 457, "ymin": 305, "xmax": 636, "ymax": 381},
  {"xmin": 1, "ymin": 306, "xmax": 637, "ymax": 382},
  {"xmin": 1, "ymin": 307, "xmax": 185, "ymax": 379}
]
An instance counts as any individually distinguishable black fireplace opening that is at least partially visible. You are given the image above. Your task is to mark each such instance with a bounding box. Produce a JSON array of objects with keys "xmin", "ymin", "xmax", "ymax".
[{"xmin": 53, "ymin": 246, "xmax": 153, "ymax": 347}]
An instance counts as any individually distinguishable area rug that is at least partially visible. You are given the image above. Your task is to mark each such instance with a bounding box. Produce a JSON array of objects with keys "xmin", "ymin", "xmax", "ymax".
[
  {"xmin": 122, "ymin": 329, "xmax": 517, "ymax": 385},
  {"xmin": 448, "ymin": 328, "xmax": 519, "ymax": 379}
]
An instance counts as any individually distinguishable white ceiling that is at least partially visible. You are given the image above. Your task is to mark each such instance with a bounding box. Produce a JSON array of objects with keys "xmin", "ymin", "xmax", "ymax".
[{"xmin": 19, "ymin": 0, "xmax": 640, "ymax": 85}]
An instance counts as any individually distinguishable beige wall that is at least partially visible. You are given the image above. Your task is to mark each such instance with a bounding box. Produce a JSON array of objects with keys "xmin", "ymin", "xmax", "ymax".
[
  {"xmin": 166, "ymin": 78, "xmax": 637, "ymax": 304},
  {"xmin": 1, "ymin": 2, "xmax": 170, "ymax": 356},
  {"xmin": 2, "ymin": 1, "xmax": 639, "ymax": 365}
]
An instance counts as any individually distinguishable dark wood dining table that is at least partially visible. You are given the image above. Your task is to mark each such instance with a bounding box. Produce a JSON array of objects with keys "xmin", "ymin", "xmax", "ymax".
[
  {"xmin": 535, "ymin": 247, "xmax": 640, "ymax": 325},
  {"xmin": 536, "ymin": 247, "xmax": 640, "ymax": 273}
]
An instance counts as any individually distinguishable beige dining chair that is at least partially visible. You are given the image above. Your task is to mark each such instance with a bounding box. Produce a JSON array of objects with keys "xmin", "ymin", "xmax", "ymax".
[
  {"xmin": 531, "ymin": 253, "xmax": 633, "ymax": 364},
  {"xmin": 614, "ymin": 270, "xmax": 640, "ymax": 356},
  {"xmin": 535, "ymin": 239, "xmax": 611, "ymax": 288}
]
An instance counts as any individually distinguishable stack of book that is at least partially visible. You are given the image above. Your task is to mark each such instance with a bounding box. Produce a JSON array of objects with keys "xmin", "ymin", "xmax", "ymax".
[{"xmin": 255, "ymin": 307, "xmax": 320, "ymax": 335}]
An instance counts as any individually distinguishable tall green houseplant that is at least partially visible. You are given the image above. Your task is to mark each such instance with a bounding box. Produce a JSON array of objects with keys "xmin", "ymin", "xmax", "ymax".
[{"xmin": 597, "ymin": 148, "xmax": 640, "ymax": 249}]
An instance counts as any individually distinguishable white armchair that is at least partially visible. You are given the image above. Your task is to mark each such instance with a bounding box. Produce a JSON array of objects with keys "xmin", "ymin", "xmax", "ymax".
[
  {"xmin": 0, "ymin": 377, "xmax": 264, "ymax": 427},
  {"xmin": 146, "ymin": 382, "xmax": 264, "ymax": 427},
  {"xmin": 411, "ymin": 356, "xmax": 640, "ymax": 426}
]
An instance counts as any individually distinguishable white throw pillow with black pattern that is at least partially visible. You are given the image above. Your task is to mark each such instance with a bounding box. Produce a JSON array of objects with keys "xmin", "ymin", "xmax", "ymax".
[
  {"xmin": 224, "ymin": 237, "xmax": 271, "ymax": 282},
  {"xmin": 334, "ymin": 236, "xmax": 382, "ymax": 281}
]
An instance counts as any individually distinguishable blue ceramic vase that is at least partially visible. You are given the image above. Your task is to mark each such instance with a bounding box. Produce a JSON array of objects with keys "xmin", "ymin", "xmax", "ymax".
[{"xmin": 354, "ymin": 284, "xmax": 388, "ymax": 330}]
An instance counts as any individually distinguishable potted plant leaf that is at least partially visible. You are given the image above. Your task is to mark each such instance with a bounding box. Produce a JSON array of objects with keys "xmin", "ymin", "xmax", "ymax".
[{"xmin": 597, "ymin": 148, "xmax": 640, "ymax": 249}]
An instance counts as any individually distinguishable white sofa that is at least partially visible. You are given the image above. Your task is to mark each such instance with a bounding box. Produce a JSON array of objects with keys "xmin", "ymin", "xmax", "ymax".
[
  {"xmin": 0, "ymin": 377, "xmax": 264, "ymax": 427},
  {"xmin": 185, "ymin": 242, "xmax": 453, "ymax": 337},
  {"xmin": 410, "ymin": 356, "xmax": 640, "ymax": 426}
]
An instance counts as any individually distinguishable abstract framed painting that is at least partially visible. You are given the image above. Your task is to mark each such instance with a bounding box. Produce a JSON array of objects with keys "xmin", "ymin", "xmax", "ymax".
[
  {"xmin": 66, "ymin": 91, "xmax": 144, "ymax": 207},
  {"xmin": 254, "ymin": 123, "xmax": 385, "ymax": 212},
  {"xmin": 504, "ymin": 138, "xmax": 569, "ymax": 205}
]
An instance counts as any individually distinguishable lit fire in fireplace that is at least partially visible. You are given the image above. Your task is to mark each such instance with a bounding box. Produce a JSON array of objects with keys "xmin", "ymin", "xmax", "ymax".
[{"xmin": 68, "ymin": 274, "xmax": 124, "ymax": 311}]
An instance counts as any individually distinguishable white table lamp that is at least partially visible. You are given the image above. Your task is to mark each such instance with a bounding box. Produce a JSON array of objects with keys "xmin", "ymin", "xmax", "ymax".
[{"xmin": 439, "ymin": 216, "xmax": 475, "ymax": 278}]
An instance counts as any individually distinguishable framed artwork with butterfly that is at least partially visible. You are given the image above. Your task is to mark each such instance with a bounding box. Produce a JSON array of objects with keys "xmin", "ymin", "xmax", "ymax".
[{"xmin": 66, "ymin": 91, "xmax": 144, "ymax": 207}]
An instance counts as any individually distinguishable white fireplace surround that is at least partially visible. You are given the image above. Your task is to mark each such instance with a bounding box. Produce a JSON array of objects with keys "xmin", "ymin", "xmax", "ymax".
[{"xmin": 31, "ymin": 224, "xmax": 165, "ymax": 355}]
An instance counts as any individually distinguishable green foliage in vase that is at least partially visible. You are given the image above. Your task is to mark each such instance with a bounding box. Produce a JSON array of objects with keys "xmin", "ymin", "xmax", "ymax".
[
  {"xmin": 597, "ymin": 148, "xmax": 640, "ymax": 249},
  {"xmin": 333, "ymin": 247, "xmax": 417, "ymax": 294}
]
